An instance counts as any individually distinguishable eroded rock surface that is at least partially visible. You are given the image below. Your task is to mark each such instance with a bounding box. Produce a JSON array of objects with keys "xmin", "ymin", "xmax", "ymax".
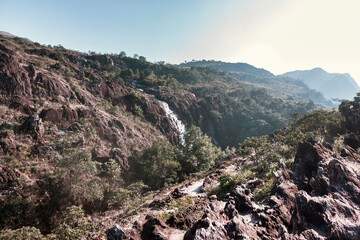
[{"xmin": 109, "ymin": 140, "xmax": 360, "ymax": 240}]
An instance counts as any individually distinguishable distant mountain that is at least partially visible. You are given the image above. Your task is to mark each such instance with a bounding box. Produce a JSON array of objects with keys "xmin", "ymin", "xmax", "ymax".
[
  {"xmin": 181, "ymin": 60, "xmax": 273, "ymax": 77},
  {"xmin": 0, "ymin": 31, "xmax": 18, "ymax": 38},
  {"xmin": 282, "ymin": 68, "xmax": 359, "ymax": 101},
  {"xmin": 0, "ymin": 30, "xmax": 33, "ymax": 43},
  {"xmin": 181, "ymin": 60, "xmax": 333, "ymax": 107}
]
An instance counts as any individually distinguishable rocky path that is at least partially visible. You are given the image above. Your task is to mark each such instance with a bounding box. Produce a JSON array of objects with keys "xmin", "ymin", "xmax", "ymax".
[
  {"xmin": 179, "ymin": 179, "xmax": 205, "ymax": 197},
  {"xmin": 178, "ymin": 158, "xmax": 243, "ymax": 198},
  {"xmin": 168, "ymin": 229, "xmax": 186, "ymax": 240}
]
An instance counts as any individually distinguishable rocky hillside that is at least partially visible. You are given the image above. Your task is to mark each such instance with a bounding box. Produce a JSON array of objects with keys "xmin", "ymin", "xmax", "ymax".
[
  {"xmin": 104, "ymin": 140, "xmax": 360, "ymax": 240},
  {"xmin": 180, "ymin": 60, "xmax": 273, "ymax": 77},
  {"xmin": 102, "ymin": 95, "xmax": 360, "ymax": 240},
  {"xmin": 282, "ymin": 68, "xmax": 360, "ymax": 101},
  {"xmin": 1, "ymin": 34, "xmax": 358, "ymax": 239},
  {"xmin": 180, "ymin": 60, "xmax": 333, "ymax": 107}
]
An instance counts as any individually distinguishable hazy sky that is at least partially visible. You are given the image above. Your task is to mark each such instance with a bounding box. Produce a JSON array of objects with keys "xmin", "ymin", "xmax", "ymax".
[{"xmin": 1, "ymin": 0, "xmax": 359, "ymax": 84}]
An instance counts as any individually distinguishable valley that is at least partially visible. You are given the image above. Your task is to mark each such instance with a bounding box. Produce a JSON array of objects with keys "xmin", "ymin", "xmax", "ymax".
[{"xmin": 0, "ymin": 33, "xmax": 360, "ymax": 240}]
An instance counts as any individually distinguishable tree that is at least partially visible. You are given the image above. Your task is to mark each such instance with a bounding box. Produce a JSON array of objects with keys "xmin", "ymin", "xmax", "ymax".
[
  {"xmin": 239, "ymin": 136, "xmax": 271, "ymax": 162},
  {"xmin": 180, "ymin": 125, "xmax": 221, "ymax": 174},
  {"xmin": 128, "ymin": 139, "xmax": 180, "ymax": 189},
  {"xmin": 56, "ymin": 149, "xmax": 104, "ymax": 207},
  {"xmin": 119, "ymin": 51, "xmax": 126, "ymax": 57},
  {"xmin": 55, "ymin": 206, "xmax": 94, "ymax": 239},
  {"xmin": 139, "ymin": 56, "xmax": 146, "ymax": 62}
]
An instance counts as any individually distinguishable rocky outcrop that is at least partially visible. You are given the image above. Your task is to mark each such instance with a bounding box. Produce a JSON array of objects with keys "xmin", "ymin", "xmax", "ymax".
[
  {"xmin": 181, "ymin": 141, "xmax": 360, "ymax": 239},
  {"xmin": 141, "ymin": 215, "xmax": 171, "ymax": 240},
  {"xmin": 0, "ymin": 166, "xmax": 20, "ymax": 190},
  {"xmin": 23, "ymin": 114, "xmax": 44, "ymax": 140},
  {"xmin": 103, "ymin": 139, "xmax": 360, "ymax": 240},
  {"xmin": 40, "ymin": 106, "xmax": 81, "ymax": 123},
  {"xmin": 107, "ymin": 224, "xmax": 126, "ymax": 240},
  {"xmin": 0, "ymin": 43, "xmax": 33, "ymax": 99}
]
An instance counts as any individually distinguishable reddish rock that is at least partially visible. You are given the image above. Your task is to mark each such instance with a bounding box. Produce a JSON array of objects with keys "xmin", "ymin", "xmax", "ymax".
[
  {"xmin": 141, "ymin": 215, "xmax": 170, "ymax": 240},
  {"xmin": 0, "ymin": 138, "xmax": 17, "ymax": 155},
  {"xmin": 23, "ymin": 114, "xmax": 44, "ymax": 140},
  {"xmin": 40, "ymin": 106, "xmax": 78, "ymax": 123},
  {"xmin": 0, "ymin": 166, "xmax": 20, "ymax": 190},
  {"xmin": 0, "ymin": 43, "xmax": 32, "ymax": 98}
]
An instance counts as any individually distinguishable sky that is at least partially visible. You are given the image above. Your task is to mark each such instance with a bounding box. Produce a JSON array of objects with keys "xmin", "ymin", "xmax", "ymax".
[{"xmin": 1, "ymin": 0, "xmax": 360, "ymax": 84}]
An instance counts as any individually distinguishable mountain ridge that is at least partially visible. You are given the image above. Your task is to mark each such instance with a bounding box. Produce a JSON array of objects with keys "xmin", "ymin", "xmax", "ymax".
[
  {"xmin": 282, "ymin": 67, "xmax": 359, "ymax": 101},
  {"xmin": 180, "ymin": 60, "xmax": 333, "ymax": 107}
]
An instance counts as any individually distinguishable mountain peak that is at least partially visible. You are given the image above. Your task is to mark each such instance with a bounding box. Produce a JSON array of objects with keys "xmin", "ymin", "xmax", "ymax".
[
  {"xmin": 0, "ymin": 30, "xmax": 18, "ymax": 38},
  {"xmin": 180, "ymin": 60, "xmax": 274, "ymax": 77},
  {"xmin": 311, "ymin": 67, "xmax": 325, "ymax": 72},
  {"xmin": 282, "ymin": 68, "xmax": 359, "ymax": 100}
]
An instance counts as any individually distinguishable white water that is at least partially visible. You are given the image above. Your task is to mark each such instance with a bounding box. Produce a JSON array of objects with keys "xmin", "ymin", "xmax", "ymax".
[
  {"xmin": 158, "ymin": 100, "xmax": 186, "ymax": 143},
  {"xmin": 124, "ymin": 79, "xmax": 186, "ymax": 143}
]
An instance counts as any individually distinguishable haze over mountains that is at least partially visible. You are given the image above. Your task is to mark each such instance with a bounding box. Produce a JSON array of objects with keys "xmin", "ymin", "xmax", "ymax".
[
  {"xmin": 181, "ymin": 60, "xmax": 333, "ymax": 107},
  {"xmin": 282, "ymin": 68, "xmax": 360, "ymax": 101},
  {"xmin": 182, "ymin": 60, "xmax": 358, "ymax": 105}
]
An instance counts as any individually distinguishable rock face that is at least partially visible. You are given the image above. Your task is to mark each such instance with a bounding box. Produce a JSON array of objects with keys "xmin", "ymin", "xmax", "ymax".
[
  {"xmin": 141, "ymin": 215, "xmax": 171, "ymax": 240},
  {"xmin": 0, "ymin": 35, "xmax": 184, "ymax": 164},
  {"xmin": 105, "ymin": 140, "xmax": 360, "ymax": 239},
  {"xmin": 0, "ymin": 166, "xmax": 20, "ymax": 190},
  {"xmin": 182, "ymin": 141, "xmax": 360, "ymax": 239},
  {"xmin": 107, "ymin": 224, "xmax": 126, "ymax": 240},
  {"xmin": 23, "ymin": 114, "xmax": 44, "ymax": 140}
]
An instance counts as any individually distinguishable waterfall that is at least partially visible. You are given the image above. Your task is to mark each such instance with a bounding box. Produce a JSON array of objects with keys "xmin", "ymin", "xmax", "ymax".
[
  {"xmin": 158, "ymin": 100, "xmax": 186, "ymax": 143},
  {"xmin": 125, "ymin": 80, "xmax": 186, "ymax": 143}
]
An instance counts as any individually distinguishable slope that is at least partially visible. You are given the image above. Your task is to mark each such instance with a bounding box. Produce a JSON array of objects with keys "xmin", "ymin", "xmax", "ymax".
[
  {"xmin": 180, "ymin": 60, "xmax": 333, "ymax": 107},
  {"xmin": 282, "ymin": 67, "xmax": 360, "ymax": 101}
]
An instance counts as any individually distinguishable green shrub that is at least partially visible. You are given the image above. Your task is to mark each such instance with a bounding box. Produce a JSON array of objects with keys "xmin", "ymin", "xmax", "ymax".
[
  {"xmin": 54, "ymin": 206, "xmax": 95, "ymax": 239},
  {"xmin": 128, "ymin": 139, "xmax": 180, "ymax": 190},
  {"xmin": 56, "ymin": 149, "xmax": 104, "ymax": 207},
  {"xmin": 0, "ymin": 226, "xmax": 45, "ymax": 240},
  {"xmin": 253, "ymin": 180, "xmax": 274, "ymax": 201},
  {"xmin": 238, "ymin": 136, "xmax": 271, "ymax": 162},
  {"xmin": 179, "ymin": 125, "xmax": 222, "ymax": 175}
]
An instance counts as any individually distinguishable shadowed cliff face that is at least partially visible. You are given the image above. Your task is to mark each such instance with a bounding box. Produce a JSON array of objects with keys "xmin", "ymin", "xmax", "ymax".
[{"xmin": 154, "ymin": 89, "xmax": 313, "ymax": 149}]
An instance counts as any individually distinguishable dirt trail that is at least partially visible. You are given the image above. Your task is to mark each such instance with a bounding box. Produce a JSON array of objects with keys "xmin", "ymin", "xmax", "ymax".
[
  {"xmin": 180, "ymin": 179, "xmax": 205, "ymax": 197},
  {"xmin": 169, "ymin": 229, "xmax": 186, "ymax": 240},
  {"xmin": 178, "ymin": 160, "xmax": 242, "ymax": 198}
]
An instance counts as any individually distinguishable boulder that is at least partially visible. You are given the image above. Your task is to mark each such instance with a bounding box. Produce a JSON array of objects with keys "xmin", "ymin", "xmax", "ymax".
[
  {"xmin": 0, "ymin": 166, "xmax": 20, "ymax": 190},
  {"xmin": 107, "ymin": 224, "xmax": 126, "ymax": 240},
  {"xmin": 23, "ymin": 114, "xmax": 44, "ymax": 140},
  {"xmin": 141, "ymin": 215, "xmax": 170, "ymax": 240}
]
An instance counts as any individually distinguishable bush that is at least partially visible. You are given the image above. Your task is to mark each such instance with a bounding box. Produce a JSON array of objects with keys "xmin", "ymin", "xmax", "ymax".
[
  {"xmin": 54, "ymin": 205, "xmax": 95, "ymax": 239},
  {"xmin": 56, "ymin": 149, "xmax": 104, "ymax": 208},
  {"xmin": 128, "ymin": 139, "xmax": 180, "ymax": 190},
  {"xmin": 238, "ymin": 136, "xmax": 270, "ymax": 162},
  {"xmin": 107, "ymin": 181, "xmax": 147, "ymax": 209},
  {"xmin": 126, "ymin": 91, "xmax": 144, "ymax": 116},
  {"xmin": 0, "ymin": 227, "xmax": 45, "ymax": 240},
  {"xmin": 127, "ymin": 126, "xmax": 227, "ymax": 192},
  {"xmin": 253, "ymin": 180, "xmax": 274, "ymax": 201},
  {"xmin": 179, "ymin": 125, "xmax": 222, "ymax": 175}
]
